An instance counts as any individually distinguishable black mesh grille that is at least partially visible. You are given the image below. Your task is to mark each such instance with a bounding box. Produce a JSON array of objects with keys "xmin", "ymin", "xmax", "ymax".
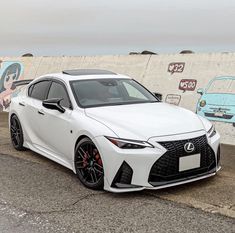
[{"xmin": 149, "ymin": 135, "xmax": 216, "ymax": 185}]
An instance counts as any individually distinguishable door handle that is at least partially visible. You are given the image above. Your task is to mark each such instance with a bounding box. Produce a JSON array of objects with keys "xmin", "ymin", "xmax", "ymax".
[
  {"xmin": 38, "ymin": 110, "xmax": 45, "ymax": 115},
  {"xmin": 19, "ymin": 102, "xmax": 25, "ymax": 107}
]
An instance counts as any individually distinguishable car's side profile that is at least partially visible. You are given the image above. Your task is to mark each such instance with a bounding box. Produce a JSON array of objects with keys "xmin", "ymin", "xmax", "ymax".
[{"xmin": 9, "ymin": 69, "xmax": 221, "ymax": 193}]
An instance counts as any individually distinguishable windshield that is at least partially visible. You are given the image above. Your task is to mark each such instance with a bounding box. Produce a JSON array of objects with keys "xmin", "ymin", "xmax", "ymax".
[
  {"xmin": 207, "ymin": 79, "xmax": 235, "ymax": 94},
  {"xmin": 70, "ymin": 78, "xmax": 158, "ymax": 108}
]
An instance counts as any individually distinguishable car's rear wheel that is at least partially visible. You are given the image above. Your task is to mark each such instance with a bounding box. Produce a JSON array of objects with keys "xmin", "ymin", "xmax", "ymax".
[
  {"xmin": 75, "ymin": 137, "xmax": 104, "ymax": 190},
  {"xmin": 10, "ymin": 115, "xmax": 25, "ymax": 151}
]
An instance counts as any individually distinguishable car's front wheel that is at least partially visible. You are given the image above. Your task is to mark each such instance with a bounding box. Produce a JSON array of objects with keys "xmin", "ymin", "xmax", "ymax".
[
  {"xmin": 75, "ymin": 137, "xmax": 104, "ymax": 190},
  {"xmin": 10, "ymin": 115, "xmax": 25, "ymax": 151}
]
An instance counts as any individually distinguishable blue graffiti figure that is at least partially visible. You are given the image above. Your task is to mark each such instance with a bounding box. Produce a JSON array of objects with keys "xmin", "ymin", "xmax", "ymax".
[{"xmin": 196, "ymin": 76, "xmax": 235, "ymax": 127}]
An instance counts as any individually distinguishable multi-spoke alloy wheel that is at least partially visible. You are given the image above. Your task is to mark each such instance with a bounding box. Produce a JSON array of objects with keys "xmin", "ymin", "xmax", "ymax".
[
  {"xmin": 75, "ymin": 137, "xmax": 104, "ymax": 190},
  {"xmin": 10, "ymin": 115, "xmax": 25, "ymax": 151}
]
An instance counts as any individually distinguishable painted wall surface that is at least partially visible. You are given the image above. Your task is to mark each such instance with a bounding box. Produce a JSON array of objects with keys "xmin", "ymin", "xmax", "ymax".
[{"xmin": 0, "ymin": 53, "xmax": 234, "ymax": 145}]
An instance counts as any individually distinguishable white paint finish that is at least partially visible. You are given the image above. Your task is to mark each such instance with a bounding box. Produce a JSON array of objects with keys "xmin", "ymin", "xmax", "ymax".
[
  {"xmin": 8, "ymin": 71, "xmax": 221, "ymax": 192},
  {"xmin": 86, "ymin": 103, "xmax": 204, "ymax": 140}
]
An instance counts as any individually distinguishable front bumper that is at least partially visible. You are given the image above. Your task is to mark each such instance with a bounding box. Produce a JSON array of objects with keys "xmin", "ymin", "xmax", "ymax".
[
  {"xmin": 197, "ymin": 106, "xmax": 235, "ymax": 124},
  {"xmin": 94, "ymin": 130, "xmax": 221, "ymax": 193}
]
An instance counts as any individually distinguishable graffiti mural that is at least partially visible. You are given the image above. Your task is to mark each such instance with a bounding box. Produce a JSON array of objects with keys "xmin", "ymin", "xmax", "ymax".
[
  {"xmin": 179, "ymin": 79, "xmax": 197, "ymax": 92},
  {"xmin": 0, "ymin": 61, "xmax": 24, "ymax": 111},
  {"xmin": 168, "ymin": 62, "xmax": 185, "ymax": 74},
  {"xmin": 165, "ymin": 94, "xmax": 181, "ymax": 106},
  {"xmin": 196, "ymin": 76, "xmax": 235, "ymax": 126}
]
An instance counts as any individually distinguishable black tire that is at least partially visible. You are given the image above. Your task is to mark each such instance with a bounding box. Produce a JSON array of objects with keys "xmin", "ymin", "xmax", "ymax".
[
  {"xmin": 10, "ymin": 115, "xmax": 25, "ymax": 151},
  {"xmin": 75, "ymin": 137, "xmax": 104, "ymax": 190}
]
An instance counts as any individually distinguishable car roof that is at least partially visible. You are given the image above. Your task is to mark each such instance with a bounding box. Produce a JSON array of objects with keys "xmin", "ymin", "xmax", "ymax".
[
  {"xmin": 37, "ymin": 69, "xmax": 131, "ymax": 83},
  {"xmin": 62, "ymin": 69, "xmax": 116, "ymax": 76},
  {"xmin": 213, "ymin": 76, "xmax": 235, "ymax": 81}
]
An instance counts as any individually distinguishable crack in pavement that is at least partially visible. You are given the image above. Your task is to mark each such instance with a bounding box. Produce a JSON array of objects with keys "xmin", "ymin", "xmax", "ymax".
[{"xmin": 0, "ymin": 193, "xmax": 107, "ymax": 216}]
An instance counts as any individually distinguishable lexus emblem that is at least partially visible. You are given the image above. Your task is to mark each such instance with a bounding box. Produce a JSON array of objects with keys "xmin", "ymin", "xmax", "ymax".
[{"xmin": 184, "ymin": 142, "xmax": 195, "ymax": 153}]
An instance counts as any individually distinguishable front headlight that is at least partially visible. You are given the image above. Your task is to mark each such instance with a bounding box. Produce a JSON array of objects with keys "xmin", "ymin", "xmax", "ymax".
[
  {"xmin": 207, "ymin": 125, "xmax": 216, "ymax": 138},
  {"xmin": 106, "ymin": 137, "xmax": 154, "ymax": 149},
  {"xmin": 200, "ymin": 100, "xmax": 206, "ymax": 107}
]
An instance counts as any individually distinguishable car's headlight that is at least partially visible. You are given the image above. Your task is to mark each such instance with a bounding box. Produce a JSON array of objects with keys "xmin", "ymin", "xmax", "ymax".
[
  {"xmin": 207, "ymin": 125, "xmax": 216, "ymax": 138},
  {"xmin": 106, "ymin": 137, "xmax": 154, "ymax": 149},
  {"xmin": 200, "ymin": 100, "xmax": 206, "ymax": 107}
]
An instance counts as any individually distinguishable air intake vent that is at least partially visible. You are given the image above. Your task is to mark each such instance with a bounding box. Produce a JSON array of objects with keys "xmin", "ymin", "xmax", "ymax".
[{"xmin": 111, "ymin": 161, "xmax": 133, "ymax": 188}]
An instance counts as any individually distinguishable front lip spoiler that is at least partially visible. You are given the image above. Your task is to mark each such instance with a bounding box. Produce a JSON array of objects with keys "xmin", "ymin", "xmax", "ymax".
[
  {"xmin": 105, "ymin": 166, "xmax": 221, "ymax": 193},
  {"xmin": 146, "ymin": 166, "xmax": 221, "ymax": 190},
  {"xmin": 149, "ymin": 167, "xmax": 218, "ymax": 187}
]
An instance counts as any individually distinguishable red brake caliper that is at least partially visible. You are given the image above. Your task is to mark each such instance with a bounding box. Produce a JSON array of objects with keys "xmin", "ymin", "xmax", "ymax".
[
  {"xmin": 83, "ymin": 152, "xmax": 89, "ymax": 168},
  {"xmin": 94, "ymin": 149, "xmax": 103, "ymax": 167}
]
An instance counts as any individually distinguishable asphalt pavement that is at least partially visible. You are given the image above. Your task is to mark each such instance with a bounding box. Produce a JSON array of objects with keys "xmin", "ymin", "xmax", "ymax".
[{"xmin": 0, "ymin": 112, "xmax": 234, "ymax": 233}]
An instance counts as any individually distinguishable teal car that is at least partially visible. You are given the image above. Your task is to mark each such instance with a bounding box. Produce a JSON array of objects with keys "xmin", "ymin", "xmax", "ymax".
[{"xmin": 196, "ymin": 76, "xmax": 235, "ymax": 126}]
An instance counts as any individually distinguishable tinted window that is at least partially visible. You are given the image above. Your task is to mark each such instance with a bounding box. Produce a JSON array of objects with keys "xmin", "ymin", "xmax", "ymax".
[
  {"xmin": 47, "ymin": 82, "xmax": 70, "ymax": 108},
  {"xmin": 30, "ymin": 81, "xmax": 51, "ymax": 101},
  {"xmin": 70, "ymin": 79, "xmax": 157, "ymax": 108},
  {"xmin": 28, "ymin": 84, "xmax": 34, "ymax": 96}
]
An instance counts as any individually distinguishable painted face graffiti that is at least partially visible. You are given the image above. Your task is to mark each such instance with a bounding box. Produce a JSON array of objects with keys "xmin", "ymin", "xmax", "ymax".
[
  {"xmin": 0, "ymin": 62, "xmax": 23, "ymax": 111},
  {"xmin": 0, "ymin": 63, "xmax": 21, "ymax": 93}
]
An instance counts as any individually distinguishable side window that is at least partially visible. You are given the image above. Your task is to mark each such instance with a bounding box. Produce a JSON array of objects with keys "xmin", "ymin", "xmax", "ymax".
[
  {"xmin": 123, "ymin": 82, "xmax": 148, "ymax": 100},
  {"xmin": 47, "ymin": 82, "xmax": 70, "ymax": 108},
  {"xmin": 29, "ymin": 81, "xmax": 51, "ymax": 101},
  {"xmin": 28, "ymin": 84, "xmax": 34, "ymax": 96}
]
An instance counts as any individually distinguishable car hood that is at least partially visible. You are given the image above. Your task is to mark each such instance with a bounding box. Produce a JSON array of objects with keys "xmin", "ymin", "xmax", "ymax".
[{"xmin": 85, "ymin": 103, "xmax": 205, "ymax": 140}]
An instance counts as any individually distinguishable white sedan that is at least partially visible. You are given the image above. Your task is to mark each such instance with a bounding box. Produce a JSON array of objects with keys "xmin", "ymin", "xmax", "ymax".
[{"xmin": 9, "ymin": 69, "xmax": 221, "ymax": 193}]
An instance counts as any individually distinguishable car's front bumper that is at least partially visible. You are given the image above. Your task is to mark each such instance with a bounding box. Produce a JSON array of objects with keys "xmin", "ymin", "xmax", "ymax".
[
  {"xmin": 197, "ymin": 106, "xmax": 235, "ymax": 124},
  {"xmin": 94, "ymin": 130, "xmax": 221, "ymax": 193}
]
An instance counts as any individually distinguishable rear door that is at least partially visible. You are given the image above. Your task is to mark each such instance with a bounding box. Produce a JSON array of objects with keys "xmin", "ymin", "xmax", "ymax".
[
  {"xmin": 23, "ymin": 79, "xmax": 51, "ymax": 146},
  {"xmin": 37, "ymin": 80, "xmax": 74, "ymax": 163}
]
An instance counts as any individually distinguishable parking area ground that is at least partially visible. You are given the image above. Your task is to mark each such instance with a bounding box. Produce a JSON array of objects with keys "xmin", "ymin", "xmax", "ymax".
[{"xmin": 0, "ymin": 112, "xmax": 234, "ymax": 232}]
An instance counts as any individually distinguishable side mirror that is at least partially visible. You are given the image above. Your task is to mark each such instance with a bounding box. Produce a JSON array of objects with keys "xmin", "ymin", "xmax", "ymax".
[
  {"xmin": 153, "ymin": 92, "xmax": 162, "ymax": 101},
  {"xmin": 42, "ymin": 98, "xmax": 65, "ymax": 113},
  {"xmin": 197, "ymin": 88, "xmax": 204, "ymax": 95}
]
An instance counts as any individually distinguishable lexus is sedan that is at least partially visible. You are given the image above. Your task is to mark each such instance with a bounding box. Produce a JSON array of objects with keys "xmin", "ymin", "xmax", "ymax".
[{"xmin": 9, "ymin": 69, "xmax": 221, "ymax": 193}]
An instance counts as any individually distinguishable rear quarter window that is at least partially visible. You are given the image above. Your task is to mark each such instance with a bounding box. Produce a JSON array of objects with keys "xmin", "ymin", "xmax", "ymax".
[{"xmin": 29, "ymin": 80, "xmax": 51, "ymax": 101}]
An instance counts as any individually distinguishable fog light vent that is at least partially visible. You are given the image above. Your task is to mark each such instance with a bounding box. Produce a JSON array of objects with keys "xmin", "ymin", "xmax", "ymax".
[{"xmin": 111, "ymin": 161, "xmax": 133, "ymax": 188}]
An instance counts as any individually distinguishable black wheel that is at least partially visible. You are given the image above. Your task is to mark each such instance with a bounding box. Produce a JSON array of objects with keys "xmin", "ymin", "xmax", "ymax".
[
  {"xmin": 75, "ymin": 137, "xmax": 104, "ymax": 190},
  {"xmin": 10, "ymin": 115, "xmax": 25, "ymax": 151}
]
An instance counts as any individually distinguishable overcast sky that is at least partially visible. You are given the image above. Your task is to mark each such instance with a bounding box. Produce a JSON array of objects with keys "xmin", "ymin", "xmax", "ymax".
[{"xmin": 0, "ymin": 0, "xmax": 235, "ymax": 56}]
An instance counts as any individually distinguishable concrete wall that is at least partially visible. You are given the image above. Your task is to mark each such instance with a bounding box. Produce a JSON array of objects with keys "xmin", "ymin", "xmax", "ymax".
[{"xmin": 0, "ymin": 53, "xmax": 235, "ymax": 145}]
